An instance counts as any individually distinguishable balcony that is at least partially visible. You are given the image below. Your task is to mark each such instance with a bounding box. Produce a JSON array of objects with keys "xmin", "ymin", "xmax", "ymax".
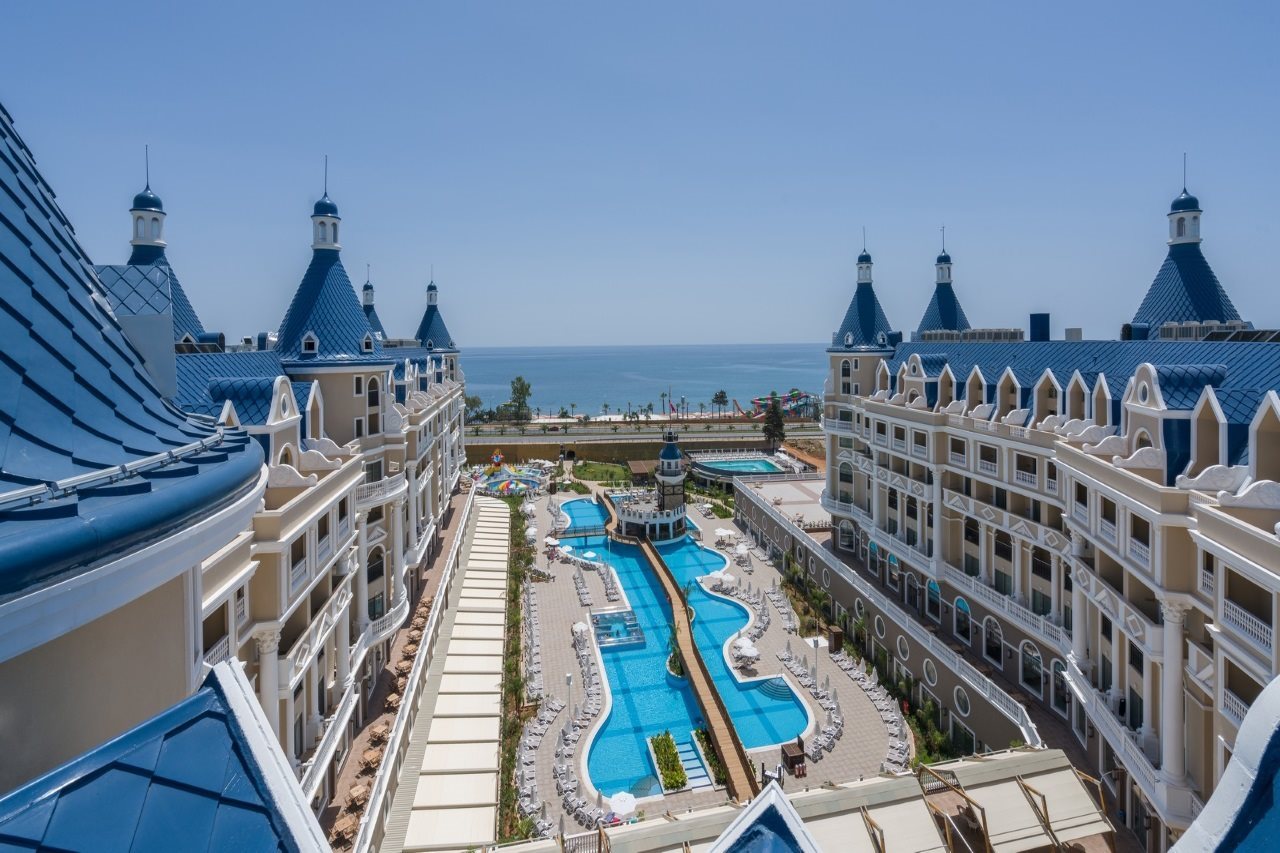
[
  {"xmin": 874, "ymin": 433, "xmax": 888, "ymax": 447},
  {"xmin": 1185, "ymin": 640, "xmax": 1215, "ymax": 694},
  {"xmin": 1014, "ymin": 469, "xmax": 1038, "ymax": 488},
  {"xmin": 943, "ymin": 563, "xmax": 1066, "ymax": 652},
  {"xmin": 820, "ymin": 490, "xmax": 855, "ymax": 517},
  {"xmin": 280, "ymin": 581, "xmax": 353, "ymax": 690},
  {"xmin": 300, "ymin": 687, "xmax": 358, "ymax": 799},
  {"xmin": 1223, "ymin": 599, "xmax": 1273, "ymax": 654},
  {"xmin": 1128, "ymin": 539, "xmax": 1150, "ymax": 566},
  {"xmin": 911, "ymin": 443, "xmax": 927, "ymax": 458},
  {"xmin": 202, "ymin": 635, "xmax": 231, "ymax": 667},
  {"xmin": 235, "ymin": 596, "xmax": 248, "ymax": 630},
  {"xmin": 949, "ymin": 452, "xmax": 966, "ymax": 467},
  {"xmin": 1222, "ymin": 688, "xmax": 1251, "ymax": 727},
  {"xmin": 1199, "ymin": 568, "xmax": 1215, "ymax": 597},
  {"xmin": 1072, "ymin": 503, "xmax": 1088, "ymax": 524},
  {"xmin": 892, "ymin": 437, "xmax": 906, "ymax": 452},
  {"xmin": 822, "ymin": 417, "xmax": 854, "ymax": 434},
  {"xmin": 1046, "ymin": 477, "xmax": 1058, "ymax": 495},
  {"xmin": 1099, "ymin": 519, "xmax": 1117, "ymax": 544},
  {"xmin": 289, "ymin": 557, "xmax": 307, "ymax": 590},
  {"xmin": 355, "ymin": 472, "xmax": 407, "ymax": 509},
  {"xmin": 978, "ymin": 459, "xmax": 998, "ymax": 475}
]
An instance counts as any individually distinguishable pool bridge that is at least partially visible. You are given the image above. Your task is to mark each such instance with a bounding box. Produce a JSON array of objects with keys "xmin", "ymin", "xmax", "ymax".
[{"xmin": 599, "ymin": 493, "xmax": 761, "ymax": 803}]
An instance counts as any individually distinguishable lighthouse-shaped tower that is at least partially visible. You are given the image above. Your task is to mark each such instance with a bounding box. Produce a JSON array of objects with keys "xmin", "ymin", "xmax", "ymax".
[{"xmin": 656, "ymin": 428, "xmax": 687, "ymax": 515}]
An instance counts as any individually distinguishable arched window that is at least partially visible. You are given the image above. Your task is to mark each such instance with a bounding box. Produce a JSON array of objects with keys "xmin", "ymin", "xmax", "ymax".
[
  {"xmin": 332, "ymin": 222, "xmax": 338, "ymax": 243},
  {"xmin": 926, "ymin": 580, "xmax": 941, "ymax": 620},
  {"xmin": 841, "ymin": 360, "xmax": 851, "ymax": 378},
  {"xmin": 319, "ymin": 221, "xmax": 328, "ymax": 242},
  {"xmin": 278, "ymin": 445, "xmax": 293, "ymax": 467},
  {"xmin": 134, "ymin": 216, "xmax": 144, "ymax": 239},
  {"xmin": 367, "ymin": 378, "xmax": 380, "ymax": 408},
  {"xmin": 367, "ymin": 546, "xmax": 385, "ymax": 583},
  {"xmin": 150, "ymin": 217, "xmax": 160, "ymax": 238},
  {"xmin": 1135, "ymin": 429, "xmax": 1153, "ymax": 449},
  {"xmin": 838, "ymin": 520, "xmax": 855, "ymax": 549},
  {"xmin": 1020, "ymin": 641, "xmax": 1043, "ymax": 695},
  {"xmin": 983, "ymin": 617, "xmax": 1003, "ymax": 667},
  {"xmin": 1176, "ymin": 216, "xmax": 1186, "ymax": 237},
  {"xmin": 953, "ymin": 597, "xmax": 972, "ymax": 643}
]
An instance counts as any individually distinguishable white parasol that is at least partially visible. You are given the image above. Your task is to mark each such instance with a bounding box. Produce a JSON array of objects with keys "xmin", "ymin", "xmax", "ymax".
[
  {"xmin": 610, "ymin": 791, "xmax": 637, "ymax": 816},
  {"xmin": 572, "ymin": 621, "xmax": 590, "ymax": 636}
]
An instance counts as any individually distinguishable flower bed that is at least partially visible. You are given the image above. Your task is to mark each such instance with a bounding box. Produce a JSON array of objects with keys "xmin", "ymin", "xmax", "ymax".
[{"xmin": 648, "ymin": 730, "xmax": 687, "ymax": 792}]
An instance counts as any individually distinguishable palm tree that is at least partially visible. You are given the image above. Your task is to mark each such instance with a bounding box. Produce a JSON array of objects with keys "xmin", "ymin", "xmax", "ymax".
[
  {"xmin": 570, "ymin": 402, "xmax": 577, "ymax": 417},
  {"xmin": 698, "ymin": 402, "xmax": 706, "ymax": 417},
  {"xmin": 659, "ymin": 392, "xmax": 667, "ymax": 417},
  {"xmin": 602, "ymin": 403, "xmax": 611, "ymax": 418}
]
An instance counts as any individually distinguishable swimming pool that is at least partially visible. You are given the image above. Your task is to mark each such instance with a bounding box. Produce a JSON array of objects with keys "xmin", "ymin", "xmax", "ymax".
[
  {"xmin": 699, "ymin": 458, "xmax": 784, "ymax": 474},
  {"xmin": 560, "ymin": 497, "xmax": 609, "ymax": 531},
  {"xmin": 576, "ymin": 531, "xmax": 808, "ymax": 800}
]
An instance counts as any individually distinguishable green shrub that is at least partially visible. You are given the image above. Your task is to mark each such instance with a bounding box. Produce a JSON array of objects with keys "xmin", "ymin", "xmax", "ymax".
[
  {"xmin": 694, "ymin": 728, "xmax": 727, "ymax": 786},
  {"xmin": 650, "ymin": 731, "xmax": 687, "ymax": 791}
]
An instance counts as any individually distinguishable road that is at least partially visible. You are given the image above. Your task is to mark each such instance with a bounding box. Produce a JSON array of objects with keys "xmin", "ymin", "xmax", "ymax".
[{"xmin": 464, "ymin": 426, "xmax": 823, "ymax": 445}]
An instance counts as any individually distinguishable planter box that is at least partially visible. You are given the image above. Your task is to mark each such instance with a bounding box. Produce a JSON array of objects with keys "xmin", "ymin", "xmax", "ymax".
[{"xmin": 646, "ymin": 735, "xmax": 688, "ymax": 794}]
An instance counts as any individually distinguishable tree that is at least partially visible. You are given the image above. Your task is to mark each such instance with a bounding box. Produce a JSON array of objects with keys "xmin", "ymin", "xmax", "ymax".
[
  {"xmin": 509, "ymin": 376, "xmax": 532, "ymax": 424},
  {"xmin": 698, "ymin": 402, "xmax": 706, "ymax": 417},
  {"xmin": 602, "ymin": 403, "xmax": 611, "ymax": 418},
  {"xmin": 712, "ymin": 389, "xmax": 729, "ymax": 419},
  {"xmin": 464, "ymin": 393, "xmax": 484, "ymax": 421},
  {"xmin": 659, "ymin": 392, "xmax": 667, "ymax": 417},
  {"xmin": 763, "ymin": 395, "xmax": 786, "ymax": 449}
]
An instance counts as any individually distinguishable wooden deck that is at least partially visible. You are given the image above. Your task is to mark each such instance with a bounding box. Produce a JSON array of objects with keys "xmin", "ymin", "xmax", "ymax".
[{"xmin": 599, "ymin": 493, "xmax": 760, "ymax": 803}]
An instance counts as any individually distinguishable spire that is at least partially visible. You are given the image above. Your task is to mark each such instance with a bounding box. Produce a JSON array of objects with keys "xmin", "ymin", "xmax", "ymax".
[
  {"xmin": 1131, "ymin": 187, "xmax": 1241, "ymax": 329},
  {"xmin": 311, "ymin": 161, "xmax": 341, "ymax": 250},
  {"xmin": 917, "ymin": 240, "xmax": 969, "ymax": 337},
  {"xmin": 129, "ymin": 146, "xmax": 166, "ymax": 253},
  {"xmin": 361, "ymin": 266, "xmax": 386, "ymax": 340},
  {"xmin": 830, "ymin": 247, "xmax": 893, "ymax": 351},
  {"xmin": 415, "ymin": 279, "xmax": 455, "ymax": 351}
]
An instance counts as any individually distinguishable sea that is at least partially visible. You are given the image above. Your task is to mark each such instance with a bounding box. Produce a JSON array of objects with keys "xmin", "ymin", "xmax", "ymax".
[{"xmin": 460, "ymin": 343, "xmax": 828, "ymax": 416}]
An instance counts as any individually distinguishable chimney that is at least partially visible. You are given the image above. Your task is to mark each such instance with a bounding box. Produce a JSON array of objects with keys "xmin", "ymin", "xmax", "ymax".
[{"xmin": 1029, "ymin": 313, "xmax": 1050, "ymax": 342}]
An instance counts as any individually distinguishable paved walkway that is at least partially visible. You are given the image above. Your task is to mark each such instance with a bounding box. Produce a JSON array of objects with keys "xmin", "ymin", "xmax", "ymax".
[{"xmin": 321, "ymin": 491, "xmax": 470, "ymax": 844}]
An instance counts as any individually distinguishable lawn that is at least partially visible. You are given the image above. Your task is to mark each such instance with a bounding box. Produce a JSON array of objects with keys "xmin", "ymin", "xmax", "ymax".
[{"xmin": 573, "ymin": 460, "xmax": 631, "ymax": 482}]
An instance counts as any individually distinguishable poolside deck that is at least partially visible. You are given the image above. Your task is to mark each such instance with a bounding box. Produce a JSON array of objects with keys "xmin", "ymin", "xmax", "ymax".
[{"xmin": 518, "ymin": 481, "xmax": 892, "ymax": 837}]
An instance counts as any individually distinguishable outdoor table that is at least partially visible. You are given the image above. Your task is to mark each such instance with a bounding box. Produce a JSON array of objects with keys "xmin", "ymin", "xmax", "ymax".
[
  {"xmin": 369, "ymin": 723, "xmax": 390, "ymax": 744},
  {"xmin": 347, "ymin": 784, "xmax": 369, "ymax": 808},
  {"xmin": 332, "ymin": 814, "xmax": 358, "ymax": 841}
]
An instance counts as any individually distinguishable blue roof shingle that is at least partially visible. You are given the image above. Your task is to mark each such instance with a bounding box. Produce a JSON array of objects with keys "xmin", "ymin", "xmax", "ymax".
[
  {"xmin": 276, "ymin": 249, "xmax": 388, "ymax": 364},
  {"xmin": 829, "ymin": 282, "xmax": 894, "ymax": 351},
  {"xmin": 916, "ymin": 282, "xmax": 971, "ymax": 336},
  {"xmin": 1131, "ymin": 243, "xmax": 1242, "ymax": 330}
]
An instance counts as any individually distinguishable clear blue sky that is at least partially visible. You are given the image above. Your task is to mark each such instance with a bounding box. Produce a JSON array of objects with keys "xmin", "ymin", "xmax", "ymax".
[{"xmin": 6, "ymin": 2, "xmax": 1277, "ymax": 346}]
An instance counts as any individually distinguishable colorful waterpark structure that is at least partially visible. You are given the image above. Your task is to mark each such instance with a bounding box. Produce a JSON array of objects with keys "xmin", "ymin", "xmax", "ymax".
[{"xmin": 731, "ymin": 388, "xmax": 818, "ymax": 419}]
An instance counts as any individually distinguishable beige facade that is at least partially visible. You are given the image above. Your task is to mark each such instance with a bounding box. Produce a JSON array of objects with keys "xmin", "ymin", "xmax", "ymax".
[{"xmin": 780, "ymin": 345, "xmax": 1280, "ymax": 852}]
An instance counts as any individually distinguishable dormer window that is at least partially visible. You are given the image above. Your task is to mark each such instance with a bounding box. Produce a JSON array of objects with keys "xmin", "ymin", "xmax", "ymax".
[
  {"xmin": 844, "ymin": 332, "xmax": 853, "ymax": 346},
  {"xmin": 302, "ymin": 333, "xmax": 318, "ymax": 354},
  {"xmin": 362, "ymin": 334, "xmax": 374, "ymax": 352},
  {"xmin": 425, "ymin": 339, "xmax": 434, "ymax": 349}
]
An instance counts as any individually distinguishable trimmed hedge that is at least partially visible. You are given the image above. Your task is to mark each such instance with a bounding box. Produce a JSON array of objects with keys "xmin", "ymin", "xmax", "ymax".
[{"xmin": 650, "ymin": 730, "xmax": 687, "ymax": 791}]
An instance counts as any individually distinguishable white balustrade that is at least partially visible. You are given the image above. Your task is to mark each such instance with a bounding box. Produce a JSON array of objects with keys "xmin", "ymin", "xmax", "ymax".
[
  {"xmin": 1223, "ymin": 600, "xmax": 1273, "ymax": 653},
  {"xmin": 1099, "ymin": 519, "xmax": 1116, "ymax": 544},
  {"xmin": 202, "ymin": 635, "xmax": 231, "ymax": 667},
  {"xmin": 1014, "ymin": 469, "xmax": 1038, "ymax": 487},
  {"xmin": 1128, "ymin": 539, "xmax": 1150, "ymax": 566},
  {"xmin": 949, "ymin": 452, "xmax": 966, "ymax": 466},
  {"xmin": 355, "ymin": 472, "xmax": 407, "ymax": 508},
  {"xmin": 1199, "ymin": 568, "xmax": 1215, "ymax": 597},
  {"xmin": 978, "ymin": 459, "xmax": 998, "ymax": 475},
  {"xmin": 1222, "ymin": 688, "xmax": 1250, "ymax": 726}
]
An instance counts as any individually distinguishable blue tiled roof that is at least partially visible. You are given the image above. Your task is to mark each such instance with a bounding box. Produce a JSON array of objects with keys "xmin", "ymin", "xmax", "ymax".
[
  {"xmin": 209, "ymin": 377, "xmax": 278, "ymax": 426},
  {"xmin": 364, "ymin": 303, "xmax": 386, "ymax": 339},
  {"xmin": 1155, "ymin": 364, "xmax": 1227, "ymax": 410},
  {"xmin": 175, "ymin": 351, "xmax": 285, "ymax": 417},
  {"xmin": 0, "ymin": 662, "xmax": 326, "ymax": 852},
  {"xmin": 95, "ymin": 252, "xmax": 208, "ymax": 343},
  {"xmin": 276, "ymin": 249, "xmax": 389, "ymax": 363},
  {"xmin": 1131, "ymin": 243, "xmax": 1242, "ymax": 329},
  {"xmin": 916, "ymin": 282, "xmax": 971, "ymax": 335},
  {"xmin": 0, "ymin": 100, "xmax": 263, "ymax": 596},
  {"xmin": 414, "ymin": 302, "xmax": 455, "ymax": 351},
  {"xmin": 829, "ymin": 282, "xmax": 894, "ymax": 351},
  {"xmin": 887, "ymin": 340, "xmax": 1280, "ymax": 404}
]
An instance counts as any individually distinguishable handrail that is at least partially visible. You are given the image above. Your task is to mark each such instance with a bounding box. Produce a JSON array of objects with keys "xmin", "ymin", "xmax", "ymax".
[
  {"xmin": 352, "ymin": 486, "xmax": 476, "ymax": 853},
  {"xmin": 736, "ymin": 480, "xmax": 1043, "ymax": 748},
  {"xmin": 859, "ymin": 806, "xmax": 886, "ymax": 853},
  {"xmin": 918, "ymin": 765, "xmax": 992, "ymax": 853},
  {"xmin": 1015, "ymin": 776, "xmax": 1061, "ymax": 850}
]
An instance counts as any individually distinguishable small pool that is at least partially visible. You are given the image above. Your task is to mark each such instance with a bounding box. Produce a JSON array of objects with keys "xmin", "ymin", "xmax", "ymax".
[
  {"xmin": 560, "ymin": 497, "xmax": 608, "ymax": 531},
  {"xmin": 700, "ymin": 458, "xmax": 784, "ymax": 474},
  {"xmin": 593, "ymin": 610, "xmax": 644, "ymax": 648}
]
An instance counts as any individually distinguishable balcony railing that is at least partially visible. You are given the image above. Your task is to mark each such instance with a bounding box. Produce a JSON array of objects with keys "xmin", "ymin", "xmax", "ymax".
[
  {"xmin": 1199, "ymin": 569, "xmax": 1215, "ymax": 597},
  {"xmin": 892, "ymin": 438, "xmax": 906, "ymax": 451},
  {"xmin": 281, "ymin": 582, "xmax": 353, "ymax": 690},
  {"xmin": 874, "ymin": 433, "xmax": 888, "ymax": 446},
  {"xmin": 289, "ymin": 557, "xmax": 307, "ymax": 590},
  {"xmin": 235, "ymin": 596, "xmax": 248, "ymax": 629},
  {"xmin": 978, "ymin": 459, "xmax": 998, "ymax": 475},
  {"xmin": 1099, "ymin": 519, "xmax": 1116, "ymax": 544},
  {"xmin": 1045, "ymin": 478, "xmax": 1058, "ymax": 495},
  {"xmin": 355, "ymin": 472, "xmax": 407, "ymax": 509},
  {"xmin": 1014, "ymin": 469, "xmax": 1037, "ymax": 487},
  {"xmin": 1185, "ymin": 639, "xmax": 1215, "ymax": 694},
  {"xmin": 943, "ymin": 563, "xmax": 1066, "ymax": 653},
  {"xmin": 1072, "ymin": 503, "xmax": 1088, "ymax": 524},
  {"xmin": 911, "ymin": 444, "xmax": 927, "ymax": 458},
  {"xmin": 1128, "ymin": 539, "xmax": 1150, "ymax": 566},
  {"xmin": 300, "ymin": 687, "xmax": 358, "ymax": 799},
  {"xmin": 949, "ymin": 452, "xmax": 966, "ymax": 466},
  {"xmin": 1222, "ymin": 688, "xmax": 1251, "ymax": 727},
  {"xmin": 822, "ymin": 417, "xmax": 854, "ymax": 434},
  {"xmin": 1223, "ymin": 599, "xmax": 1273, "ymax": 653},
  {"xmin": 820, "ymin": 491, "xmax": 854, "ymax": 517},
  {"xmin": 202, "ymin": 635, "xmax": 231, "ymax": 667}
]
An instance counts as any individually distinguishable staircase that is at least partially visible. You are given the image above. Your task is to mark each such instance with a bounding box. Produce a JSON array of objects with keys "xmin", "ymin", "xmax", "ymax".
[{"xmin": 676, "ymin": 735, "xmax": 712, "ymax": 790}]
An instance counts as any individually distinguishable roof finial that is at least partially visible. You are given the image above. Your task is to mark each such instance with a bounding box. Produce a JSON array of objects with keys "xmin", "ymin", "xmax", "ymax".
[
  {"xmin": 144, "ymin": 144, "xmax": 150, "ymax": 190},
  {"xmin": 1182, "ymin": 152, "xmax": 1187, "ymax": 191},
  {"xmin": 940, "ymin": 224, "xmax": 946, "ymax": 253},
  {"xmin": 862, "ymin": 226, "xmax": 867, "ymax": 252},
  {"xmin": 430, "ymin": 263, "xmax": 434, "ymax": 283},
  {"xmin": 366, "ymin": 263, "xmax": 371, "ymax": 283},
  {"xmin": 323, "ymin": 154, "xmax": 329, "ymax": 195}
]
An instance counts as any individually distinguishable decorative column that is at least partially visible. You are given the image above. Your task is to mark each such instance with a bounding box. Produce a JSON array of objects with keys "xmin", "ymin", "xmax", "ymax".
[
  {"xmin": 391, "ymin": 497, "xmax": 406, "ymax": 606},
  {"xmin": 1013, "ymin": 542, "xmax": 1025, "ymax": 602},
  {"xmin": 1050, "ymin": 556, "xmax": 1062, "ymax": 621},
  {"xmin": 307, "ymin": 663, "xmax": 321, "ymax": 746},
  {"xmin": 931, "ymin": 473, "xmax": 944, "ymax": 566},
  {"xmin": 283, "ymin": 683, "xmax": 296, "ymax": 765},
  {"xmin": 407, "ymin": 465, "xmax": 420, "ymax": 552},
  {"xmin": 1071, "ymin": 565, "xmax": 1088, "ymax": 661},
  {"xmin": 335, "ymin": 596, "xmax": 351, "ymax": 689},
  {"xmin": 356, "ymin": 515, "xmax": 370, "ymax": 631},
  {"xmin": 1161, "ymin": 600, "xmax": 1190, "ymax": 780},
  {"xmin": 254, "ymin": 629, "xmax": 282, "ymax": 739},
  {"xmin": 980, "ymin": 524, "xmax": 991, "ymax": 583}
]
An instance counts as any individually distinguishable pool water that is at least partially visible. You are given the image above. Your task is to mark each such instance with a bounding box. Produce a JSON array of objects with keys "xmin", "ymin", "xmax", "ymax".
[
  {"xmin": 577, "ymin": 530, "xmax": 807, "ymax": 799},
  {"xmin": 560, "ymin": 497, "xmax": 609, "ymax": 531},
  {"xmin": 700, "ymin": 458, "xmax": 784, "ymax": 474}
]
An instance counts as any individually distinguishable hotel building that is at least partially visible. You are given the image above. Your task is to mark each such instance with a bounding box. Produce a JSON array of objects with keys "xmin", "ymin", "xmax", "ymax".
[
  {"xmin": 0, "ymin": 98, "xmax": 466, "ymax": 816},
  {"xmin": 736, "ymin": 190, "xmax": 1279, "ymax": 851}
]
